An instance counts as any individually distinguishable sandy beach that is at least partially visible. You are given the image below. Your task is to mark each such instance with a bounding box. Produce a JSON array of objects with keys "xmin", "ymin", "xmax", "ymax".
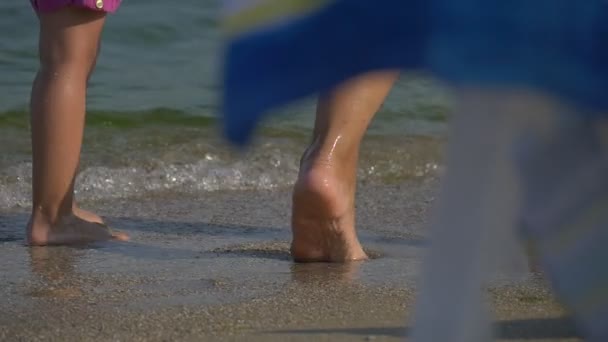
[
  {"xmin": 0, "ymin": 180, "xmax": 579, "ymax": 341},
  {"xmin": 0, "ymin": 2, "xmax": 587, "ymax": 341}
]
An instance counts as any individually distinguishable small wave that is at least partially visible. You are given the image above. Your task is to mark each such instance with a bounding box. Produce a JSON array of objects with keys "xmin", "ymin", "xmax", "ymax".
[
  {"xmin": 0, "ymin": 117, "xmax": 443, "ymax": 209},
  {"xmin": 0, "ymin": 152, "xmax": 301, "ymax": 208},
  {"xmin": 0, "ymin": 152, "xmax": 441, "ymax": 209}
]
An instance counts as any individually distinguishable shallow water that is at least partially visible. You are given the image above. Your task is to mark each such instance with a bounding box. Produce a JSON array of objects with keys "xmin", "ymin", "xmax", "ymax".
[
  {"xmin": 0, "ymin": 185, "xmax": 574, "ymax": 341},
  {"xmin": 0, "ymin": 182, "xmax": 533, "ymax": 308},
  {"xmin": 0, "ymin": 1, "xmax": 450, "ymax": 209}
]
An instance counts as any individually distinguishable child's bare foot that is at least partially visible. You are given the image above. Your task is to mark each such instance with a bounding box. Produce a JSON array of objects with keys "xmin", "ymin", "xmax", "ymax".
[
  {"xmin": 27, "ymin": 209, "xmax": 128, "ymax": 246},
  {"xmin": 72, "ymin": 206, "xmax": 104, "ymax": 224},
  {"xmin": 291, "ymin": 157, "xmax": 368, "ymax": 263}
]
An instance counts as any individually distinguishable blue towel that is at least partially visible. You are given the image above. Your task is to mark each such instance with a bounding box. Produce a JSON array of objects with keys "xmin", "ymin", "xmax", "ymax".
[{"xmin": 222, "ymin": 0, "xmax": 608, "ymax": 145}]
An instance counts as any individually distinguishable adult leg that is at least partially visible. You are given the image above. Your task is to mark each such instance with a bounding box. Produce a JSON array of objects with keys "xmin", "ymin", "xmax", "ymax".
[{"xmin": 291, "ymin": 71, "xmax": 399, "ymax": 262}]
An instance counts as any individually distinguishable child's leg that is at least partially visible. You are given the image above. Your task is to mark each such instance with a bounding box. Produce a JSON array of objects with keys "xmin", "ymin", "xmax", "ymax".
[{"xmin": 27, "ymin": 6, "xmax": 128, "ymax": 245}]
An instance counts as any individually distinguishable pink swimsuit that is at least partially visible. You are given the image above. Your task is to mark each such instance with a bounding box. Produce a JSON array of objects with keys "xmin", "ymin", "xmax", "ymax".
[{"xmin": 30, "ymin": 0, "xmax": 121, "ymax": 13}]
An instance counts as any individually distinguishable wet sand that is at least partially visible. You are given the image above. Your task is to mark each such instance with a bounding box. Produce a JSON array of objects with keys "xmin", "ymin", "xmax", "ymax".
[{"xmin": 0, "ymin": 180, "xmax": 580, "ymax": 341}]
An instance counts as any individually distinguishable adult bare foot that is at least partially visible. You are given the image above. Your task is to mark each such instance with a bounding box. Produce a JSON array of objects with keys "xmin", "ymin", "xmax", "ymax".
[
  {"xmin": 290, "ymin": 71, "xmax": 398, "ymax": 262},
  {"xmin": 27, "ymin": 211, "xmax": 128, "ymax": 246},
  {"xmin": 291, "ymin": 157, "xmax": 368, "ymax": 262}
]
